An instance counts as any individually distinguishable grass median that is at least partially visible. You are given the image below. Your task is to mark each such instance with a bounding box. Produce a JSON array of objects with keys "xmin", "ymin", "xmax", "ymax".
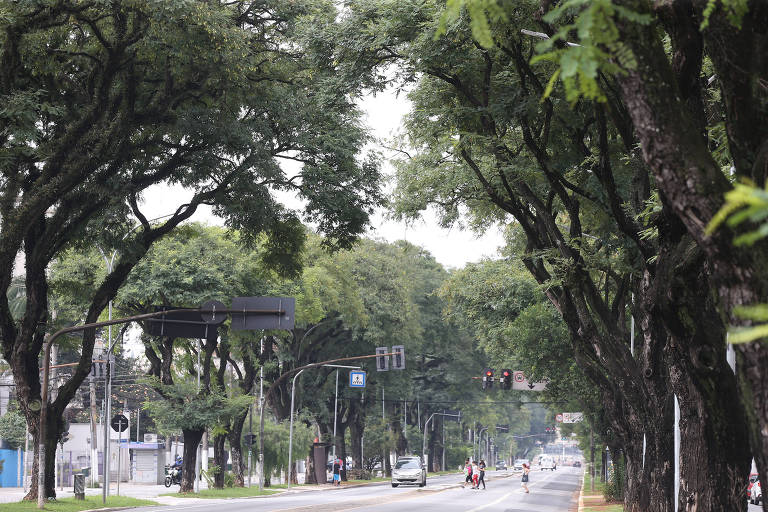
[
  {"xmin": 160, "ymin": 486, "xmax": 280, "ymax": 498},
  {"xmin": 2, "ymin": 496, "xmax": 157, "ymax": 512},
  {"xmin": 581, "ymin": 471, "xmax": 624, "ymax": 512}
]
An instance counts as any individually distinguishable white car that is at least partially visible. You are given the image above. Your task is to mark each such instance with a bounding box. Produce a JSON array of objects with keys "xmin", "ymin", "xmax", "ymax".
[
  {"xmin": 751, "ymin": 479, "xmax": 762, "ymax": 505},
  {"xmin": 391, "ymin": 456, "xmax": 426, "ymax": 488},
  {"xmin": 540, "ymin": 455, "xmax": 556, "ymax": 471},
  {"xmin": 513, "ymin": 459, "xmax": 527, "ymax": 471}
]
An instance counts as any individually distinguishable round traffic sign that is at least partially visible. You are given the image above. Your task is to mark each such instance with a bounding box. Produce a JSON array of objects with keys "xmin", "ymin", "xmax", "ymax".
[
  {"xmin": 555, "ymin": 414, "xmax": 563, "ymax": 423},
  {"xmin": 200, "ymin": 300, "xmax": 227, "ymax": 324},
  {"xmin": 111, "ymin": 414, "xmax": 129, "ymax": 433},
  {"xmin": 513, "ymin": 371, "xmax": 525, "ymax": 383}
]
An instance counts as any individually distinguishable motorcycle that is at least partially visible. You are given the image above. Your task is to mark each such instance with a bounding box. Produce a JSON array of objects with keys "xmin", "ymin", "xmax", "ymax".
[{"xmin": 164, "ymin": 464, "xmax": 182, "ymax": 487}]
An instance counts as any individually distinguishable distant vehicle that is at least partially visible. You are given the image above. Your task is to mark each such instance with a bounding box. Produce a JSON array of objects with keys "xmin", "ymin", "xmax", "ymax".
[
  {"xmin": 513, "ymin": 459, "xmax": 528, "ymax": 471},
  {"xmin": 496, "ymin": 460, "xmax": 507, "ymax": 470},
  {"xmin": 748, "ymin": 473, "xmax": 759, "ymax": 498},
  {"xmin": 750, "ymin": 479, "xmax": 762, "ymax": 505},
  {"xmin": 391, "ymin": 456, "xmax": 426, "ymax": 488},
  {"xmin": 573, "ymin": 460, "xmax": 582, "ymax": 468},
  {"xmin": 540, "ymin": 455, "xmax": 556, "ymax": 471}
]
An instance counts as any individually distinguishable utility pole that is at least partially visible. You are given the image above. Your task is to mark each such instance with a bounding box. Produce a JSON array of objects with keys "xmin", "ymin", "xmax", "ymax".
[
  {"xmin": 89, "ymin": 371, "xmax": 99, "ymax": 488},
  {"xmin": 441, "ymin": 410, "xmax": 445, "ymax": 472}
]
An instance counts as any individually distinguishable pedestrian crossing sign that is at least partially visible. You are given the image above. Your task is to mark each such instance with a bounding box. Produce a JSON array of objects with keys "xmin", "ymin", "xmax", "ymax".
[{"xmin": 349, "ymin": 370, "xmax": 366, "ymax": 388}]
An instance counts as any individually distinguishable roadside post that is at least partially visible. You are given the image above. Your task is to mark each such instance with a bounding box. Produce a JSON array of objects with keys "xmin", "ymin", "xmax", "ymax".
[
  {"xmin": 423, "ymin": 411, "xmax": 460, "ymax": 473},
  {"xmin": 287, "ymin": 364, "xmax": 362, "ymax": 489}
]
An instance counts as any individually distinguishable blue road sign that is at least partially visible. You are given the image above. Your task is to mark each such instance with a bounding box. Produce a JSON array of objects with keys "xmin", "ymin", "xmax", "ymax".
[{"xmin": 350, "ymin": 371, "xmax": 366, "ymax": 388}]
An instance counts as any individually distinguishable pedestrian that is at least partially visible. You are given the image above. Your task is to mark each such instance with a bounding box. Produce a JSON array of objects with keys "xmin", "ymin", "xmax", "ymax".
[
  {"xmin": 521, "ymin": 462, "xmax": 530, "ymax": 493},
  {"xmin": 478, "ymin": 459, "xmax": 486, "ymax": 489},
  {"xmin": 471, "ymin": 461, "xmax": 479, "ymax": 489},
  {"xmin": 332, "ymin": 456, "xmax": 342, "ymax": 486},
  {"xmin": 463, "ymin": 458, "xmax": 473, "ymax": 488}
]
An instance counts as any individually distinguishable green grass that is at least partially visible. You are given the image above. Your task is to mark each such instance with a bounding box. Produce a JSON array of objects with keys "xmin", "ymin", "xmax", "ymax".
[
  {"xmin": 347, "ymin": 476, "xmax": 390, "ymax": 483},
  {"xmin": 581, "ymin": 468, "xmax": 624, "ymax": 512},
  {"xmin": 1, "ymin": 496, "xmax": 157, "ymax": 512},
  {"xmin": 582, "ymin": 469, "xmax": 607, "ymax": 494},
  {"xmin": 160, "ymin": 486, "xmax": 280, "ymax": 498}
]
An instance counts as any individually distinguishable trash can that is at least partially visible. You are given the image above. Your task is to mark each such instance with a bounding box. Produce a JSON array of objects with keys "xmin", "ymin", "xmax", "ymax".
[{"xmin": 74, "ymin": 474, "xmax": 85, "ymax": 500}]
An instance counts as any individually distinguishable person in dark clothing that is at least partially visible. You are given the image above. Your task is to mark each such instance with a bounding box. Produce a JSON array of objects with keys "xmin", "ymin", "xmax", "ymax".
[
  {"xmin": 478, "ymin": 459, "xmax": 486, "ymax": 489},
  {"xmin": 463, "ymin": 458, "xmax": 473, "ymax": 488},
  {"xmin": 332, "ymin": 457, "xmax": 342, "ymax": 486}
]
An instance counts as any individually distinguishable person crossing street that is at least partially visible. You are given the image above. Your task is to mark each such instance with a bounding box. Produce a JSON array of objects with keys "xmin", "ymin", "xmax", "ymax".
[
  {"xmin": 478, "ymin": 459, "xmax": 486, "ymax": 489},
  {"xmin": 521, "ymin": 462, "xmax": 530, "ymax": 493}
]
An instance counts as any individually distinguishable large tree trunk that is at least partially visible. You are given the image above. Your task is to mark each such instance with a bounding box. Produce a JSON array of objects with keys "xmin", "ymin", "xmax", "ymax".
[
  {"xmin": 653, "ymin": 228, "xmax": 752, "ymax": 511},
  {"xmin": 212, "ymin": 433, "xmax": 226, "ymax": 489},
  {"xmin": 349, "ymin": 417, "xmax": 364, "ymax": 470},
  {"xmin": 227, "ymin": 411, "xmax": 248, "ymax": 487},
  {"xmin": 180, "ymin": 428, "xmax": 203, "ymax": 493},
  {"xmin": 612, "ymin": 4, "xmax": 768, "ymax": 508}
]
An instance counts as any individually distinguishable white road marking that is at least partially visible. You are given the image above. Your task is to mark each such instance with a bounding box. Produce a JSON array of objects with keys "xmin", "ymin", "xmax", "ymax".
[{"xmin": 466, "ymin": 491, "xmax": 513, "ymax": 512}]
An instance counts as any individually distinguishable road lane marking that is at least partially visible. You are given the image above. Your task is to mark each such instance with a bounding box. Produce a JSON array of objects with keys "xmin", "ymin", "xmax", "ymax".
[{"xmin": 467, "ymin": 491, "xmax": 512, "ymax": 511}]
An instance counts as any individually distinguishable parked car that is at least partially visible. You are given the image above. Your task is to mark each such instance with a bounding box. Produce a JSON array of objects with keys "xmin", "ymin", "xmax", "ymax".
[
  {"xmin": 750, "ymin": 479, "xmax": 762, "ymax": 505},
  {"xmin": 496, "ymin": 460, "xmax": 507, "ymax": 470},
  {"xmin": 748, "ymin": 473, "xmax": 759, "ymax": 499},
  {"xmin": 573, "ymin": 460, "xmax": 582, "ymax": 468},
  {"xmin": 391, "ymin": 456, "xmax": 426, "ymax": 488}
]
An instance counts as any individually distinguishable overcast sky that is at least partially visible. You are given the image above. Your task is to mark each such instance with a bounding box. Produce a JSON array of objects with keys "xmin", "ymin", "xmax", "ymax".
[{"xmin": 140, "ymin": 86, "xmax": 505, "ymax": 270}]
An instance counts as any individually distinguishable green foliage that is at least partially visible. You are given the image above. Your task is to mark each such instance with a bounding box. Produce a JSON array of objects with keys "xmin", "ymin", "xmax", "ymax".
[
  {"xmin": 252, "ymin": 415, "xmax": 313, "ymax": 486},
  {"xmin": 603, "ymin": 453, "xmax": 626, "ymax": 502},
  {"xmin": 0, "ymin": 408, "xmax": 26, "ymax": 449},
  {"xmin": 700, "ymin": 0, "xmax": 749, "ymax": 30},
  {"xmin": 532, "ymin": 0, "xmax": 651, "ymax": 104},
  {"xmin": 438, "ymin": 0, "xmax": 507, "ymax": 48},
  {"xmin": 707, "ymin": 181, "xmax": 768, "ymax": 343},
  {"xmin": 142, "ymin": 378, "xmax": 251, "ymax": 435}
]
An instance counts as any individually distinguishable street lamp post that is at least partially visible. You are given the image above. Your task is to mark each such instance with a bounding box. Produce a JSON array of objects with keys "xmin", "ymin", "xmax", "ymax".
[
  {"xmin": 422, "ymin": 411, "xmax": 460, "ymax": 473},
  {"xmin": 98, "ymin": 214, "xmax": 173, "ymax": 504},
  {"xmin": 287, "ymin": 364, "xmax": 361, "ymax": 489},
  {"xmin": 287, "ymin": 369, "xmax": 305, "ymax": 490}
]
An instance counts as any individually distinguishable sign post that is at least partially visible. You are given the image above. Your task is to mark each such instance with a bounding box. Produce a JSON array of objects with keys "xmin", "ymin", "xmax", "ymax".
[{"xmin": 111, "ymin": 414, "xmax": 128, "ymax": 496}]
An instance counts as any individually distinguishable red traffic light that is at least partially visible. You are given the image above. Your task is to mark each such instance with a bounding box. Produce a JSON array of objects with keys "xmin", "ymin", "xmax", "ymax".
[
  {"xmin": 503, "ymin": 370, "xmax": 510, "ymax": 376},
  {"xmin": 486, "ymin": 370, "xmax": 493, "ymax": 376}
]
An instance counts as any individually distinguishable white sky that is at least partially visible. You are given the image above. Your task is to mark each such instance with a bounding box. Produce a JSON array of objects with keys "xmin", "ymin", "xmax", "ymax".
[{"xmin": 140, "ymin": 86, "xmax": 505, "ymax": 270}]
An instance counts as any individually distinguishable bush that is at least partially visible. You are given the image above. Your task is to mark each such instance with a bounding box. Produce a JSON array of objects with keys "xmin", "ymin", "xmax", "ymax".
[{"xmin": 603, "ymin": 454, "xmax": 625, "ymax": 502}]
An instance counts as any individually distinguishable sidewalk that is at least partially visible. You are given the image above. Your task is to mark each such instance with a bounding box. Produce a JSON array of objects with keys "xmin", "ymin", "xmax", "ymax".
[
  {"xmin": 577, "ymin": 471, "xmax": 623, "ymax": 512},
  {"xmin": 0, "ymin": 478, "xmax": 397, "ymax": 505}
]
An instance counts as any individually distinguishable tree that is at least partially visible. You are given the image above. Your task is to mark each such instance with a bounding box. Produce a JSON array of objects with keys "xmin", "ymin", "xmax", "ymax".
[
  {"xmin": 0, "ymin": 0, "xmax": 382, "ymax": 499},
  {"xmin": 331, "ymin": 1, "xmax": 750, "ymax": 509},
  {"xmin": 0, "ymin": 408, "xmax": 26, "ymax": 449}
]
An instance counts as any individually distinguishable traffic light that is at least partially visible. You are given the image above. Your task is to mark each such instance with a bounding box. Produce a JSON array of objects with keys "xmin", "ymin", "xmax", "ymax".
[
  {"xmin": 392, "ymin": 345, "xmax": 406, "ymax": 370},
  {"xmin": 60, "ymin": 432, "xmax": 70, "ymax": 445},
  {"xmin": 499, "ymin": 369, "xmax": 512, "ymax": 390},
  {"xmin": 375, "ymin": 347, "xmax": 389, "ymax": 371},
  {"xmin": 482, "ymin": 368, "xmax": 494, "ymax": 390}
]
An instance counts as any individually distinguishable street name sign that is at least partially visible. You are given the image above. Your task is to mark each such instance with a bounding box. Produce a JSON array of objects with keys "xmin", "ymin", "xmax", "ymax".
[{"xmin": 231, "ymin": 296, "xmax": 295, "ymax": 331}]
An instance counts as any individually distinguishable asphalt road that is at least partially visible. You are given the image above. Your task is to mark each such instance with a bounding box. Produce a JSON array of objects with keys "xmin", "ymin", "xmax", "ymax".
[{"xmin": 123, "ymin": 467, "xmax": 581, "ymax": 512}]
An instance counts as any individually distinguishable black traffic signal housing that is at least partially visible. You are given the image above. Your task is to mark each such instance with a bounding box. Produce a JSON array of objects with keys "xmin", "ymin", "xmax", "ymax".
[
  {"xmin": 499, "ymin": 369, "xmax": 512, "ymax": 390},
  {"xmin": 482, "ymin": 368, "xmax": 494, "ymax": 390},
  {"xmin": 392, "ymin": 345, "xmax": 406, "ymax": 370}
]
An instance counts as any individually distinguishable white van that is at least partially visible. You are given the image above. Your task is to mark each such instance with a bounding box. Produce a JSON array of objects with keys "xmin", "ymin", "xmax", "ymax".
[{"xmin": 540, "ymin": 455, "xmax": 556, "ymax": 471}]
